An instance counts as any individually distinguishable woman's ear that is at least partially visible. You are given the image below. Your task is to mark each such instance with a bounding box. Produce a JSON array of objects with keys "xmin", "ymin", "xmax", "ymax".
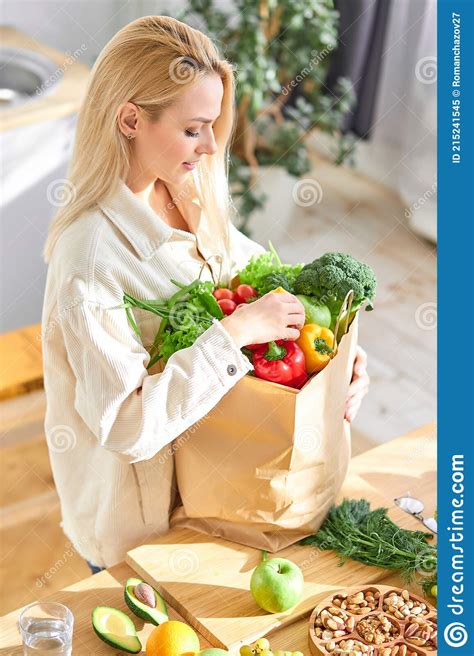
[{"xmin": 117, "ymin": 101, "xmax": 140, "ymax": 137}]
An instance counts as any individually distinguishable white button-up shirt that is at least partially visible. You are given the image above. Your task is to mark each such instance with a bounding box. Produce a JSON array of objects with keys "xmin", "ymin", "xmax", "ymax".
[{"xmin": 41, "ymin": 177, "xmax": 266, "ymax": 567}]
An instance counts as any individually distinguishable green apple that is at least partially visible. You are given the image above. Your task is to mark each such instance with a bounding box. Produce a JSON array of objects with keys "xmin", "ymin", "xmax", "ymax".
[
  {"xmin": 199, "ymin": 650, "xmax": 229, "ymax": 655},
  {"xmin": 250, "ymin": 551, "xmax": 304, "ymax": 613}
]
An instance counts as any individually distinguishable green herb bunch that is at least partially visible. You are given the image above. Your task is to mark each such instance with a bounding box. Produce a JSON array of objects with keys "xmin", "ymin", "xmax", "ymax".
[
  {"xmin": 123, "ymin": 279, "xmax": 224, "ymax": 368},
  {"xmin": 300, "ymin": 499, "xmax": 437, "ymax": 586}
]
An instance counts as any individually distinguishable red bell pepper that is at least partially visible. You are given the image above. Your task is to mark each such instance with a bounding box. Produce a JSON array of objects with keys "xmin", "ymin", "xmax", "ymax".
[
  {"xmin": 252, "ymin": 340, "xmax": 308, "ymax": 389},
  {"xmin": 245, "ymin": 339, "xmax": 284, "ymax": 351}
]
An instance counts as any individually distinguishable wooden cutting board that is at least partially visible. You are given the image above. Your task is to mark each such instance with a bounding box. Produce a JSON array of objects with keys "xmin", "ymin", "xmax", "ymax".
[
  {"xmin": 0, "ymin": 563, "xmax": 214, "ymax": 655},
  {"xmin": 126, "ymin": 473, "xmax": 426, "ymax": 651}
]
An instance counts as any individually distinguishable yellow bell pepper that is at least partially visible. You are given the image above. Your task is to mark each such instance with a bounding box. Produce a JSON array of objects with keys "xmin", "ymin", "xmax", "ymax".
[
  {"xmin": 296, "ymin": 323, "xmax": 335, "ymax": 374},
  {"xmin": 270, "ymin": 287, "xmax": 287, "ymax": 294}
]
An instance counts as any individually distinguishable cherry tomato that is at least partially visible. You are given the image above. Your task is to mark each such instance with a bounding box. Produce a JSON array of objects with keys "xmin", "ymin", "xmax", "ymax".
[
  {"xmin": 217, "ymin": 298, "xmax": 237, "ymax": 315},
  {"xmin": 213, "ymin": 288, "xmax": 235, "ymax": 301},
  {"xmin": 233, "ymin": 284, "xmax": 258, "ymax": 304}
]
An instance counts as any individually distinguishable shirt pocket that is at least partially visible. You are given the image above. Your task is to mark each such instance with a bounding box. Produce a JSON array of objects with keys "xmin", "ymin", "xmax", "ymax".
[
  {"xmin": 132, "ymin": 455, "xmax": 175, "ymax": 528},
  {"xmin": 132, "ymin": 461, "xmax": 155, "ymax": 526}
]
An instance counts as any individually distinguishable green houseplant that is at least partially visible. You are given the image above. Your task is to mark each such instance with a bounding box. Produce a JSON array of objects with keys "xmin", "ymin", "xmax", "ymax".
[{"xmin": 174, "ymin": 0, "xmax": 356, "ymax": 235}]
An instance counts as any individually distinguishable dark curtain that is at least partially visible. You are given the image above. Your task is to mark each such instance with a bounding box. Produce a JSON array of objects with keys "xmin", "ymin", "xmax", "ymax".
[{"xmin": 325, "ymin": 0, "xmax": 392, "ymax": 138}]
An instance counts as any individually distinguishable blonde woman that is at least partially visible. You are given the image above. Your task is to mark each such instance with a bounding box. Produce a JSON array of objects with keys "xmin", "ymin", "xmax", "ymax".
[{"xmin": 42, "ymin": 16, "xmax": 369, "ymax": 573}]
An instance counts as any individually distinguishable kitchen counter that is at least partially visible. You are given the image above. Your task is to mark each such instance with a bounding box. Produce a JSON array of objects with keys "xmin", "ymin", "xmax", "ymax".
[
  {"xmin": 0, "ymin": 27, "xmax": 89, "ymax": 132},
  {"xmin": 0, "ymin": 324, "xmax": 43, "ymax": 400},
  {"xmin": 0, "ymin": 423, "xmax": 436, "ymax": 654}
]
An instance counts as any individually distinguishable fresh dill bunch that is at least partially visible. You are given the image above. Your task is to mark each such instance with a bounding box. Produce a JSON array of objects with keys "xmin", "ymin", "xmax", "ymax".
[
  {"xmin": 300, "ymin": 499, "xmax": 437, "ymax": 583},
  {"xmin": 421, "ymin": 572, "xmax": 437, "ymax": 598}
]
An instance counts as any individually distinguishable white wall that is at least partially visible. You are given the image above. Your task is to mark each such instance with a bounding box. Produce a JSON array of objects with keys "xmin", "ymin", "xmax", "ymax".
[
  {"xmin": 0, "ymin": 0, "xmax": 195, "ymax": 331},
  {"xmin": 1, "ymin": 0, "xmax": 237, "ymax": 331},
  {"xmin": 355, "ymin": 0, "xmax": 437, "ymax": 241},
  {"xmin": 0, "ymin": 0, "xmax": 190, "ymax": 67}
]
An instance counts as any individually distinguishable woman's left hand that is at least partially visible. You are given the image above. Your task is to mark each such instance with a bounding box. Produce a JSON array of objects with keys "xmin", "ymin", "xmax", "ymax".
[{"xmin": 345, "ymin": 345, "xmax": 370, "ymax": 422}]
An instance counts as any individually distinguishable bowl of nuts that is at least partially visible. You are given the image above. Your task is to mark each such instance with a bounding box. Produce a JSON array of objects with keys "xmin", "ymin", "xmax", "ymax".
[{"xmin": 308, "ymin": 585, "xmax": 437, "ymax": 656}]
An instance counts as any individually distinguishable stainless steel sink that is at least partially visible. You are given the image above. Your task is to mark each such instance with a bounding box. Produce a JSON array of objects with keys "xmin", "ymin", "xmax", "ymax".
[{"xmin": 0, "ymin": 47, "xmax": 63, "ymax": 110}]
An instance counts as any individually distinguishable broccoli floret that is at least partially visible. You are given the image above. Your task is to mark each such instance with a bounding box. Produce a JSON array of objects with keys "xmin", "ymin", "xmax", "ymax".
[
  {"xmin": 281, "ymin": 263, "xmax": 304, "ymax": 288},
  {"xmin": 258, "ymin": 272, "xmax": 293, "ymax": 295},
  {"xmin": 293, "ymin": 252, "xmax": 377, "ymax": 316}
]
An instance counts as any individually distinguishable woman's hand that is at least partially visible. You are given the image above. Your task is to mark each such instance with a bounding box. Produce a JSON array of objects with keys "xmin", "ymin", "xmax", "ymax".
[
  {"xmin": 220, "ymin": 291, "xmax": 306, "ymax": 348},
  {"xmin": 345, "ymin": 345, "xmax": 370, "ymax": 422}
]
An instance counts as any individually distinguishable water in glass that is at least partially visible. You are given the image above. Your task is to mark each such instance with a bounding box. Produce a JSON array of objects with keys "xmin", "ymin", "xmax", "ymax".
[{"xmin": 22, "ymin": 617, "xmax": 72, "ymax": 655}]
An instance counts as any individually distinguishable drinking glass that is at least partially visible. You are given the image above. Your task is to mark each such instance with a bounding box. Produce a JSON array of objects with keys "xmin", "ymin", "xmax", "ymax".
[{"xmin": 19, "ymin": 601, "xmax": 73, "ymax": 655}]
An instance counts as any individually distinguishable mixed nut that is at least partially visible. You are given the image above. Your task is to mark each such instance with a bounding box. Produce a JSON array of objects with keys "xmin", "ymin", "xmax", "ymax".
[
  {"xmin": 311, "ymin": 586, "xmax": 437, "ymax": 656},
  {"xmin": 314, "ymin": 607, "xmax": 354, "ymax": 640},
  {"xmin": 324, "ymin": 638, "xmax": 376, "ymax": 654},
  {"xmin": 404, "ymin": 618, "xmax": 437, "ymax": 649},
  {"xmin": 372, "ymin": 647, "xmax": 422, "ymax": 656},
  {"xmin": 356, "ymin": 613, "xmax": 400, "ymax": 644},
  {"xmin": 383, "ymin": 590, "xmax": 429, "ymax": 620},
  {"xmin": 332, "ymin": 590, "xmax": 380, "ymax": 614}
]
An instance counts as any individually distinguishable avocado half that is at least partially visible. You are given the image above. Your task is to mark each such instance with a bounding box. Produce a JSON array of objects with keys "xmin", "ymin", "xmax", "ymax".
[
  {"xmin": 92, "ymin": 606, "xmax": 142, "ymax": 653},
  {"xmin": 124, "ymin": 577, "xmax": 168, "ymax": 625}
]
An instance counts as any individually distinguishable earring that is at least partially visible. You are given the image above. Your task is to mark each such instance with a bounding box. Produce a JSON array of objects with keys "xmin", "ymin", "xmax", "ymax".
[{"xmin": 127, "ymin": 133, "xmax": 135, "ymax": 140}]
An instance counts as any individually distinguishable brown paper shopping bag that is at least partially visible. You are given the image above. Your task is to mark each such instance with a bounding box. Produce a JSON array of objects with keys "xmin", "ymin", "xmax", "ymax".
[{"xmin": 170, "ymin": 312, "xmax": 359, "ymax": 552}]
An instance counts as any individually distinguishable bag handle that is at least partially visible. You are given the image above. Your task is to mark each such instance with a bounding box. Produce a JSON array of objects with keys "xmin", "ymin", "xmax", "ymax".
[
  {"xmin": 198, "ymin": 254, "xmax": 223, "ymax": 287},
  {"xmin": 333, "ymin": 290, "xmax": 354, "ymax": 352}
]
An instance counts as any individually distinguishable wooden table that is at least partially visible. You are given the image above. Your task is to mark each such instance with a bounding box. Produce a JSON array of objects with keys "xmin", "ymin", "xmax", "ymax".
[
  {"xmin": 0, "ymin": 424, "xmax": 436, "ymax": 655},
  {"xmin": 0, "ymin": 324, "xmax": 43, "ymax": 401}
]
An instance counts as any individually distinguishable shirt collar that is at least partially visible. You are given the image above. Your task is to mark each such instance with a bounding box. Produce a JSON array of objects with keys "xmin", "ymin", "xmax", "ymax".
[{"xmin": 98, "ymin": 176, "xmax": 203, "ymax": 261}]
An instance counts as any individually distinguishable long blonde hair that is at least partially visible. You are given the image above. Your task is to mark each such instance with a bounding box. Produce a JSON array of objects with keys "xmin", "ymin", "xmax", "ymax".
[{"xmin": 43, "ymin": 15, "xmax": 237, "ymax": 272}]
